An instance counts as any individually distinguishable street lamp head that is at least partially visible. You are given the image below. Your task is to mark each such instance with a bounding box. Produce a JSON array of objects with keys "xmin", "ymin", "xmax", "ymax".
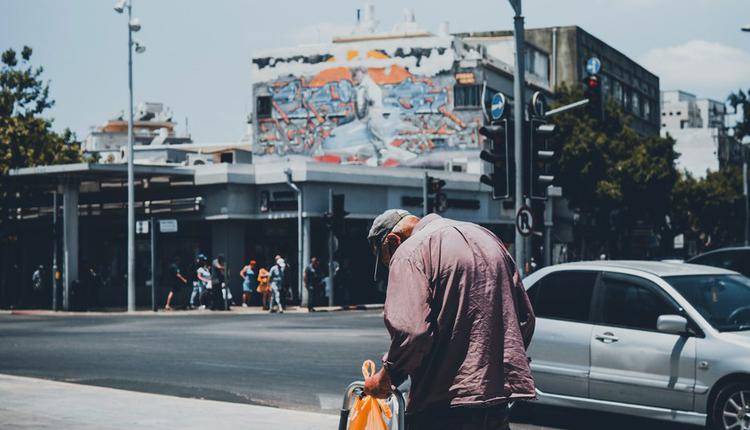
[
  {"xmin": 113, "ymin": 0, "xmax": 126, "ymax": 13},
  {"xmin": 742, "ymin": 25, "xmax": 750, "ymax": 32},
  {"xmin": 134, "ymin": 41, "xmax": 146, "ymax": 54},
  {"xmin": 129, "ymin": 17, "xmax": 141, "ymax": 32}
]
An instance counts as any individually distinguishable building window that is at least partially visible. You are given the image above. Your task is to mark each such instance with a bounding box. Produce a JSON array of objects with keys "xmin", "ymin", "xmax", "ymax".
[
  {"xmin": 613, "ymin": 81, "xmax": 623, "ymax": 106},
  {"xmin": 454, "ymin": 85, "xmax": 481, "ymax": 108},
  {"xmin": 257, "ymin": 96, "xmax": 273, "ymax": 119},
  {"xmin": 631, "ymin": 92, "xmax": 640, "ymax": 116},
  {"xmin": 644, "ymin": 100, "xmax": 651, "ymax": 120}
]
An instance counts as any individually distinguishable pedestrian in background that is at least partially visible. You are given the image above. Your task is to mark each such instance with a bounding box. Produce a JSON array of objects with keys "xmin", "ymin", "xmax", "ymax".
[
  {"xmin": 165, "ymin": 257, "xmax": 187, "ymax": 311},
  {"xmin": 240, "ymin": 259, "xmax": 258, "ymax": 308},
  {"xmin": 211, "ymin": 254, "xmax": 227, "ymax": 310},
  {"xmin": 268, "ymin": 258, "xmax": 286, "ymax": 313},
  {"xmin": 256, "ymin": 267, "xmax": 271, "ymax": 310},
  {"xmin": 190, "ymin": 254, "xmax": 208, "ymax": 309},
  {"xmin": 303, "ymin": 256, "xmax": 323, "ymax": 312},
  {"xmin": 364, "ymin": 210, "xmax": 536, "ymax": 430}
]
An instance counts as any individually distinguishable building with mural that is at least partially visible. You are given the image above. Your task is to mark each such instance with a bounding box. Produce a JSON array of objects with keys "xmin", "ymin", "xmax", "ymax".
[{"xmin": 250, "ymin": 10, "xmax": 551, "ymax": 171}]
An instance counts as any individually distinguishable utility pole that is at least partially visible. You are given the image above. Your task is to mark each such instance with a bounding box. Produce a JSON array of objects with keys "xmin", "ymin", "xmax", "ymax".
[
  {"xmin": 744, "ymin": 147, "xmax": 749, "ymax": 246},
  {"xmin": 327, "ymin": 189, "xmax": 335, "ymax": 306},
  {"xmin": 422, "ymin": 171, "xmax": 429, "ymax": 216},
  {"xmin": 150, "ymin": 217, "xmax": 157, "ymax": 312},
  {"xmin": 114, "ymin": 0, "xmax": 145, "ymax": 312},
  {"xmin": 509, "ymin": 0, "xmax": 526, "ymax": 268},
  {"xmin": 52, "ymin": 190, "xmax": 58, "ymax": 311},
  {"xmin": 285, "ymin": 168, "xmax": 303, "ymax": 304}
]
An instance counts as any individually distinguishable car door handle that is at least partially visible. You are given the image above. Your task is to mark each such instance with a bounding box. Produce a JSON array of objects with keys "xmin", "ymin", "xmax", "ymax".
[{"xmin": 595, "ymin": 332, "xmax": 619, "ymax": 343}]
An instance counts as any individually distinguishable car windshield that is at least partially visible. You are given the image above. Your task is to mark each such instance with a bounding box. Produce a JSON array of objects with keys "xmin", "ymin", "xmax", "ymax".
[{"xmin": 665, "ymin": 275, "xmax": 750, "ymax": 332}]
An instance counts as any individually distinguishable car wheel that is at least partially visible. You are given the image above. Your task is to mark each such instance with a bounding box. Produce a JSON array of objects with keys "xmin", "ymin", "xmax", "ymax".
[{"xmin": 712, "ymin": 382, "xmax": 750, "ymax": 430}]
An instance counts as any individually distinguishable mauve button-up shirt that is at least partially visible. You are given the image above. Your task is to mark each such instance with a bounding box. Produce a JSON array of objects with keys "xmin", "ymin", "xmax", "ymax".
[{"xmin": 382, "ymin": 214, "xmax": 536, "ymax": 413}]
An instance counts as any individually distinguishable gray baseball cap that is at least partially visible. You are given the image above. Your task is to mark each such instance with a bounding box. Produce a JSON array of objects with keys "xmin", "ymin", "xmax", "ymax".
[{"xmin": 367, "ymin": 209, "xmax": 411, "ymax": 281}]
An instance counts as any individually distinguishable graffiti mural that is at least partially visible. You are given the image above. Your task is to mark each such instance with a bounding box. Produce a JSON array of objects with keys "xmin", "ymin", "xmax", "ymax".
[{"xmin": 253, "ymin": 44, "xmax": 483, "ymax": 167}]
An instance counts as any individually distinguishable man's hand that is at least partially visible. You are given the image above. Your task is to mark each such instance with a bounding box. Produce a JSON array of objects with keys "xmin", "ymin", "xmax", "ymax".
[{"xmin": 363, "ymin": 367, "xmax": 392, "ymax": 399}]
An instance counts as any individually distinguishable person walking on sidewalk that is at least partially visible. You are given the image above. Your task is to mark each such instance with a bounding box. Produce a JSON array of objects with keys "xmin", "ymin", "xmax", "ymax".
[
  {"xmin": 211, "ymin": 255, "xmax": 228, "ymax": 310},
  {"xmin": 303, "ymin": 257, "xmax": 323, "ymax": 312},
  {"xmin": 239, "ymin": 259, "xmax": 258, "ymax": 308},
  {"xmin": 256, "ymin": 267, "xmax": 271, "ymax": 310},
  {"xmin": 363, "ymin": 210, "xmax": 536, "ymax": 430},
  {"xmin": 194, "ymin": 255, "xmax": 211, "ymax": 309},
  {"xmin": 268, "ymin": 258, "xmax": 286, "ymax": 313},
  {"xmin": 165, "ymin": 257, "xmax": 188, "ymax": 311}
]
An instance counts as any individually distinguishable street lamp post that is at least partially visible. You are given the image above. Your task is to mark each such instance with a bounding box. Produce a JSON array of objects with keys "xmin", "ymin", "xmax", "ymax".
[
  {"xmin": 743, "ymin": 136, "xmax": 750, "ymax": 246},
  {"xmin": 284, "ymin": 168, "xmax": 304, "ymax": 305},
  {"xmin": 508, "ymin": 0, "xmax": 526, "ymax": 269},
  {"xmin": 114, "ymin": 0, "xmax": 145, "ymax": 312}
]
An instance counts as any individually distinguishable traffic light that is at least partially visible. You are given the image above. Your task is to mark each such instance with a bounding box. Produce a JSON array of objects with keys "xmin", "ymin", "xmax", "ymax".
[
  {"xmin": 584, "ymin": 74, "xmax": 604, "ymax": 121},
  {"xmin": 479, "ymin": 119, "xmax": 512, "ymax": 200},
  {"xmin": 324, "ymin": 193, "xmax": 349, "ymax": 236},
  {"xmin": 529, "ymin": 118, "xmax": 557, "ymax": 199},
  {"xmin": 425, "ymin": 175, "xmax": 447, "ymax": 213}
]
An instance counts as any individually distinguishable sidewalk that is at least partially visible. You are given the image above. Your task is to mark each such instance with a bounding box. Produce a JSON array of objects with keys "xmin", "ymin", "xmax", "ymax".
[
  {"xmin": 5, "ymin": 303, "xmax": 384, "ymax": 317},
  {"xmin": 0, "ymin": 373, "xmax": 339, "ymax": 430}
]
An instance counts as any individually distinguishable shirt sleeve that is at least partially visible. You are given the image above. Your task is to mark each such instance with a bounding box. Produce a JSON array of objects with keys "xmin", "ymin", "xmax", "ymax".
[{"xmin": 382, "ymin": 256, "xmax": 434, "ymax": 387}]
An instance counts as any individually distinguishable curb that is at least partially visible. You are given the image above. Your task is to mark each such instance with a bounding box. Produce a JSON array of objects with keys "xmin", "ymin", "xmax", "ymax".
[{"xmin": 5, "ymin": 304, "xmax": 384, "ymax": 316}]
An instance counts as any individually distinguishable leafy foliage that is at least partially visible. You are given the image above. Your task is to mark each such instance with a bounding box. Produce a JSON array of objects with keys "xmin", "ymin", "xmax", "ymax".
[
  {"xmin": 549, "ymin": 85, "xmax": 678, "ymax": 257},
  {"xmin": 1, "ymin": 46, "xmax": 82, "ymax": 224}
]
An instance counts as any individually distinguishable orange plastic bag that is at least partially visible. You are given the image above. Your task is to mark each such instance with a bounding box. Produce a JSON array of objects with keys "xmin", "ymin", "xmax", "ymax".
[{"xmin": 348, "ymin": 360, "xmax": 392, "ymax": 430}]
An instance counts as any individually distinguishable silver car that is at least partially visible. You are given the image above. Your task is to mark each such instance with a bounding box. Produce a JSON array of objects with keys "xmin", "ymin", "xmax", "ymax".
[{"xmin": 523, "ymin": 261, "xmax": 750, "ymax": 430}]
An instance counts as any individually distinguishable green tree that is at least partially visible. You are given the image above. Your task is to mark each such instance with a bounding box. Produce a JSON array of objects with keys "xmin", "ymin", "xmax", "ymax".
[
  {"xmin": 728, "ymin": 89, "xmax": 750, "ymax": 140},
  {"xmin": 549, "ymin": 85, "xmax": 678, "ymax": 258},
  {"xmin": 0, "ymin": 46, "xmax": 82, "ymax": 222}
]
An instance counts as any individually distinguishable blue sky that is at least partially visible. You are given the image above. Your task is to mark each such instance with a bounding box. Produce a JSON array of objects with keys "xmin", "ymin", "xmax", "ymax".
[{"xmin": 2, "ymin": 0, "xmax": 749, "ymax": 142}]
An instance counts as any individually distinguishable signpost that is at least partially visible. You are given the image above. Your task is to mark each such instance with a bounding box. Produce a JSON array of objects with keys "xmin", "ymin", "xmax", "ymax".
[
  {"xmin": 135, "ymin": 220, "xmax": 149, "ymax": 235},
  {"xmin": 490, "ymin": 92, "xmax": 506, "ymax": 121},
  {"xmin": 159, "ymin": 219, "xmax": 178, "ymax": 233},
  {"xmin": 586, "ymin": 56, "xmax": 601, "ymax": 75},
  {"xmin": 516, "ymin": 206, "xmax": 534, "ymax": 237}
]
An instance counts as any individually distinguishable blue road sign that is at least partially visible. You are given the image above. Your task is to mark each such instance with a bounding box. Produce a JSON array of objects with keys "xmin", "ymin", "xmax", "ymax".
[
  {"xmin": 491, "ymin": 92, "xmax": 506, "ymax": 120},
  {"xmin": 586, "ymin": 57, "xmax": 601, "ymax": 75}
]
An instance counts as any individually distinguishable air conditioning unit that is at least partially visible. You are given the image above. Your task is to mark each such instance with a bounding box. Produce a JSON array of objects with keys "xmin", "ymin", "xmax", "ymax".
[
  {"xmin": 186, "ymin": 153, "xmax": 213, "ymax": 166},
  {"xmin": 444, "ymin": 158, "xmax": 468, "ymax": 173}
]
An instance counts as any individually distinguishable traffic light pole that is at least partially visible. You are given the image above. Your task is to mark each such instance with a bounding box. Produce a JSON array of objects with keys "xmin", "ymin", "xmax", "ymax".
[
  {"xmin": 327, "ymin": 189, "xmax": 335, "ymax": 307},
  {"xmin": 510, "ymin": 0, "xmax": 526, "ymax": 269},
  {"xmin": 422, "ymin": 171, "xmax": 429, "ymax": 216}
]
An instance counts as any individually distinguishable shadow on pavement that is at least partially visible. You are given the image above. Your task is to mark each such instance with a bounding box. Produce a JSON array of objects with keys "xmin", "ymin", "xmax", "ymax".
[{"xmin": 511, "ymin": 401, "xmax": 704, "ymax": 430}]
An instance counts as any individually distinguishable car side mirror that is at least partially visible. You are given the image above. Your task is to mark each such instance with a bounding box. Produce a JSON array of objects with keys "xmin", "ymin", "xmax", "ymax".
[{"xmin": 657, "ymin": 314, "xmax": 688, "ymax": 335}]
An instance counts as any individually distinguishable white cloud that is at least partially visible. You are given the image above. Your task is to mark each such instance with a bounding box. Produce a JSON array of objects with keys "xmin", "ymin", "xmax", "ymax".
[
  {"xmin": 639, "ymin": 40, "xmax": 750, "ymax": 99},
  {"xmin": 287, "ymin": 22, "xmax": 355, "ymax": 46}
]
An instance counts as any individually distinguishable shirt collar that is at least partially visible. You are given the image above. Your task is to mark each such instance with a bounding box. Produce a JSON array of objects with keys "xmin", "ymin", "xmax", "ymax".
[{"xmin": 413, "ymin": 213, "xmax": 442, "ymax": 235}]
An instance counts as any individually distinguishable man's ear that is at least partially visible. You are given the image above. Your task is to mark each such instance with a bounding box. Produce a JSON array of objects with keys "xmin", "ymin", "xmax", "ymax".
[{"xmin": 384, "ymin": 232, "xmax": 401, "ymax": 250}]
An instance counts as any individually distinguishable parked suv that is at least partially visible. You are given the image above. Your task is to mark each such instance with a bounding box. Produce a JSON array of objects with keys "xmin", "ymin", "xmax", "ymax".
[
  {"xmin": 523, "ymin": 260, "xmax": 750, "ymax": 430},
  {"xmin": 688, "ymin": 246, "xmax": 750, "ymax": 278}
]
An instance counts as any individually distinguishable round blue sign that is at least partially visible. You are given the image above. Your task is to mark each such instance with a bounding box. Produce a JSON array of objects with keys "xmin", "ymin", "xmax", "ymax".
[
  {"xmin": 491, "ymin": 92, "xmax": 506, "ymax": 120},
  {"xmin": 586, "ymin": 57, "xmax": 601, "ymax": 75}
]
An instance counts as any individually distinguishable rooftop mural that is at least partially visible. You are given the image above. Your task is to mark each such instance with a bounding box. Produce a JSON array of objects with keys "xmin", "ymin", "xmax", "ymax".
[{"xmin": 251, "ymin": 38, "xmax": 485, "ymax": 167}]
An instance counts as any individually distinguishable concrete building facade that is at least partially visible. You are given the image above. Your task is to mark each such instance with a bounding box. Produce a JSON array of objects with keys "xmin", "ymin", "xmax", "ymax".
[
  {"xmin": 494, "ymin": 26, "xmax": 661, "ymax": 136},
  {"xmin": 660, "ymin": 90, "xmax": 736, "ymax": 177}
]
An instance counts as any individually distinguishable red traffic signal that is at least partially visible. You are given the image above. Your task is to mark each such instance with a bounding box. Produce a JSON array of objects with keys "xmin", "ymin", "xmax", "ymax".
[{"xmin": 586, "ymin": 75, "xmax": 600, "ymax": 89}]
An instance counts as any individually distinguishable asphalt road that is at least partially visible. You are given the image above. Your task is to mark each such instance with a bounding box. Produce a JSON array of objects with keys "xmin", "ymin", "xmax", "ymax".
[{"xmin": 0, "ymin": 311, "xmax": 701, "ymax": 429}]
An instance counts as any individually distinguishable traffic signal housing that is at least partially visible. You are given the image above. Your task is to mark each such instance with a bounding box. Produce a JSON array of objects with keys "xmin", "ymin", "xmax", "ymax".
[
  {"xmin": 529, "ymin": 119, "xmax": 557, "ymax": 199},
  {"xmin": 584, "ymin": 74, "xmax": 604, "ymax": 121},
  {"xmin": 479, "ymin": 119, "xmax": 512, "ymax": 200},
  {"xmin": 425, "ymin": 175, "xmax": 447, "ymax": 213},
  {"xmin": 324, "ymin": 193, "xmax": 349, "ymax": 237}
]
